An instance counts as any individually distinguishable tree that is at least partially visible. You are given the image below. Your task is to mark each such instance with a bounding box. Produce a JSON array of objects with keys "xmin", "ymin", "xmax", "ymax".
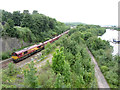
[
  {"xmin": 32, "ymin": 10, "xmax": 38, "ymax": 14},
  {"xmin": 12, "ymin": 11, "xmax": 23, "ymax": 26},
  {"xmin": 62, "ymin": 61, "xmax": 71, "ymax": 83},
  {"xmin": 21, "ymin": 13, "xmax": 33, "ymax": 28},
  {"xmin": 4, "ymin": 19, "xmax": 15, "ymax": 37},
  {"xmin": 82, "ymin": 32, "xmax": 92, "ymax": 40},
  {"xmin": 2, "ymin": 10, "xmax": 12, "ymax": 22},
  {"xmin": 52, "ymin": 47, "xmax": 65, "ymax": 74},
  {"xmin": 7, "ymin": 19, "xmax": 14, "ymax": 28},
  {"xmin": 23, "ymin": 10, "xmax": 29, "ymax": 14}
]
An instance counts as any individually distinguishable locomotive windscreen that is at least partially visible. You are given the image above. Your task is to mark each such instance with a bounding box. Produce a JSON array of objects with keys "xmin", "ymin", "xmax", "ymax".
[{"xmin": 12, "ymin": 52, "xmax": 18, "ymax": 56}]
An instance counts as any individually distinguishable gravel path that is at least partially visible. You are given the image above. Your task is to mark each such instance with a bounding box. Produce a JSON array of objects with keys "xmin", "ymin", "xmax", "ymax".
[{"xmin": 87, "ymin": 47, "xmax": 110, "ymax": 88}]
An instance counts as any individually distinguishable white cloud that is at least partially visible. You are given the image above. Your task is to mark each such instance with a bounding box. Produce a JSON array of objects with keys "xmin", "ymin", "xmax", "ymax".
[{"xmin": 0, "ymin": 0, "xmax": 119, "ymax": 25}]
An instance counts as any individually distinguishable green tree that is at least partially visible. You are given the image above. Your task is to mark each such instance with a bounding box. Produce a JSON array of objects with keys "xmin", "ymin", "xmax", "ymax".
[
  {"xmin": 63, "ymin": 61, "xmax": 71, "ymax": 83},
  {"xmin": 12, "ymin": 11, "xmax": 23, "ymax": 26},
  {"xmin": 7, "ymin": 19, "xmax": 14, "ymax": 28},
  {"xmin": 4, "ymin": 19, "xmax": 15, "ymax": 37},
  {"xmin": 21, "ymin": 13, "xmax": 33, "ymax": 28},
  {"xmin": 32, "ymin": 10, "xmax": 38, "ymax": 14},
  {"xmin": 52, "ymin": 47, "xmax": 65, "ymax": 74},
  {"xmin": 23, "ymin": 10, "xmax": 29, "ymax": 14},
  {"xmin": 2, "ymin": 10, "xmax": 12, "ymax": 22}
]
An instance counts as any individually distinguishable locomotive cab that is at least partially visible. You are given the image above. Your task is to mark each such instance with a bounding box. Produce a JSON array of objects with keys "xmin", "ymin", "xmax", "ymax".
[{"xmin": 12, "ymin": 52, "xmax": 19, "ymax": 60}]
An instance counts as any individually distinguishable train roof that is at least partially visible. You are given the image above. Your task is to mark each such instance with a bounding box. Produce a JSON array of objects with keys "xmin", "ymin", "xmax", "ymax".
[
  {"xmin": 37, "ymin": 43, "xmax": 43, "ymax": 46},
  {"xmin": 15, "ymin": 44, "xmax": 38, "ymax": 54}
]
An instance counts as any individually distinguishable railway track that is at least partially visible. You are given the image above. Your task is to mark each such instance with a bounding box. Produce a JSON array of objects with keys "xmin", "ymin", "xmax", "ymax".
[
  {"xmin": 0, "ymin": 30, "xmax": 70, "ymax": 69},
  {"xmin": 0, "ymin": 51, "xmax": 42, "ymax": 69},
  {"xmin": 0, "ymin": 58, "xmax": 13, "ymax": 68}
]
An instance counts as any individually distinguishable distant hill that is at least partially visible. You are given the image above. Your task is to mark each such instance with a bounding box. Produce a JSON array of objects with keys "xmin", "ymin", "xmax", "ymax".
[{"xmin": 64, "ymin": 22, "xmax": 86, "ymax": 26}]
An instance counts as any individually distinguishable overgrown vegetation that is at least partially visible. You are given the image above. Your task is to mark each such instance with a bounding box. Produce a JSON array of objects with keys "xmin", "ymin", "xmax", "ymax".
[
  {"xmin": 70, "ymin": 24, "xmax": 119, "ymax": 88},
  {"xmin": 86, "ymin": 37, "xmax": 119, "ymax": 88},
  {"xmin": 1, "ymin": 10, "xmax": 69, "ymax": 60},
  {"xmin": 53, "ymin": 32, "xmax": 97, "ymax": 88},
  {"xmin": 1, "ymin": 10, "xmax": 69, "ymax": 42},
  {"xmin": 1, "ymin": 14, "xmax": 118, "ymax": 88},
  {"xmin": 24, "ymin": 61, "xmax": 38, "ymax": 88},
  {"xmin": 2, "ymin": 25, "xmax": 98, "ymax": 88}
]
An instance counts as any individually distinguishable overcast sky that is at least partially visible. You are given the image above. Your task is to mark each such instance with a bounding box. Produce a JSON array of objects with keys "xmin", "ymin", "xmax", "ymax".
[{"xmin": 1, "ymin": 0, "xmax": 119, "ymax": 26}]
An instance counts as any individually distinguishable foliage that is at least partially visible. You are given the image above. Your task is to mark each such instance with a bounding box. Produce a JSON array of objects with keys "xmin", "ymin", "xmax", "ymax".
[
  {"xmin": 62, "ymin": 61, "xmax": 71, "ymax": 83},
  {"xmin": 42, "ymin": 43, "xmax": 56, "ymax": 55},
  {"xmin": 21, "ymin": 13, "xmax": 33, "ymax": 28},
  {"xmin": 54, "ymin": 73, "xmax": 64, "ymax": 88},
  {"xmin": 52, "ymin": 31, "xmax": 97, "ymax": 88},
  {"xmin": 87, "ymin": 36, "xmax": 111, "ymax": 51},
  {"xmin": 38, "ymin": 62, "xmax": 56, "ymax": 88},
  {"xmin": 73, "ymin": 24, "xmax": 119, "ymax": 88},
  {"xmin": 101, "ymin": 66, "xmax": 109, "ymax": 73},
  {"xmin": 44, "ymin": 42, "xmax": 52, "ymax": 54},
  {"xmin": 12, "ymin": 11, "xmax": 23, "ymax": 26},
  {"xmin": 7, "ymin": 62, "xmax": 17, "ymax": 76},
  {"xmin": 24, "ymin": 61, "xmax": 38, "ymax": 88},
  {"xmin": 2, "ymin": 84, "xmax": 16, "ymax": 88},
  {"xmin": 1, "ymin": 10, "xmax": 69, "ymax": 43},
  {"xmin": 86, "ymin": 37, "xmax": 118, "ymax": 88},
  {"xmin": 14, "ymin": 26, "xmax": 36, "ymax": 42},
  {"xmin": 52, "ymin": 47, "xmax": 65, "ymax": 74},
  {"xmin": 1, "ymin": 51, "xmax": 12, "ymax": 60}
]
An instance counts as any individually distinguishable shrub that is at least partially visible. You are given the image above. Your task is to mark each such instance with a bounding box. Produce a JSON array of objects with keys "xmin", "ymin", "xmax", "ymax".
[
  {"xmin": 54, "ymin": 73, "xmax": 64, "ymax": 88},
  {"xmin": 7, "ymin": 62, "xmax": 17, "ymax": 76},
  {"xmin": 24, "ymin": 61, "xmax": 38, "ymax": 88},
  {"xmin": 2, "ymin": 51, "xmax": 11, "ymax": 60}
]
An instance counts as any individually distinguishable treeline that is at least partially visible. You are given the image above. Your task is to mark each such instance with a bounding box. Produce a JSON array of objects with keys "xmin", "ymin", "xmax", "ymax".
[
  {"xmin": 1, "ymin": 10, "xmax": 69, "ymax": 42},
  {"xmin": 64, "ymin": 22, "xmax": 85, "ymax": 26},
  {"xmin": 69, "ymin": 24, "xmax": 119, "ymax": 88}
]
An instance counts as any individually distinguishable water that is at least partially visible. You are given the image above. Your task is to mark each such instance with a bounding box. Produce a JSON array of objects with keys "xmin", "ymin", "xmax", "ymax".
[{"xmin": 98, "ymin": 29, "xmax": 120, "ymax": 56}]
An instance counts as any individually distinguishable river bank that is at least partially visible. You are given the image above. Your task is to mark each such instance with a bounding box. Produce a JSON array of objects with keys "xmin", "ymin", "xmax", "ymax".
[{"xmin": 98, "ymin": 29, "xmax": 120, "ymax": 56}]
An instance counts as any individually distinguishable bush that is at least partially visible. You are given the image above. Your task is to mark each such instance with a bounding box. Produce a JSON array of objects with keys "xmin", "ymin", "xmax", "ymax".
[
  {"xmin": 101, "ymin": 66, "xmax": 109, "ymax": 73},
  {"xmin": 24, "ymin": 61, "xmax": 38, "ymax": 88},
  {"xmin": 2, "ymin": 51, "xmax": 12, "ymax": 60},
  {"xmin": 7, "ymin": 62, "xmax": 17, "ymax": 76}
]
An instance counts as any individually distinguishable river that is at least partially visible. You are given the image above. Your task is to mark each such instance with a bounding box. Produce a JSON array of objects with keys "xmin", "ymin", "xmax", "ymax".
[{"xmin": 98, "ymin": 29, "xmax": 120, "ymax": 56}]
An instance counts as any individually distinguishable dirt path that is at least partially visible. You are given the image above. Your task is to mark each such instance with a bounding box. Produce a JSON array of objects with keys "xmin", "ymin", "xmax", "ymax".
[{"xmin": 87, "ymin": 47, "xmax": 110, "ymax": 88}]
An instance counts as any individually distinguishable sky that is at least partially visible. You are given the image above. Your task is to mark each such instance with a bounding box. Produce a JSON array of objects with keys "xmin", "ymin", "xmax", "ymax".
[{"xmin": 0, "ymin": 0, "xmax": 119, "ymax": 26}]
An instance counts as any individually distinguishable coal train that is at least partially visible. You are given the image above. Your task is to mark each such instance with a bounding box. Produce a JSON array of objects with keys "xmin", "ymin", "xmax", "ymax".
[{"xmin": 12, "ymin": 30, "xmax": 69, "ymax": 63}]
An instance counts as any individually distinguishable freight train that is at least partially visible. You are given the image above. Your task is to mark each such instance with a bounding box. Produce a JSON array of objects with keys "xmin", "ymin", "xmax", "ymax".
[{"xmin": 12, "ymin": 30, "xmax": 69, "ymax": 63}]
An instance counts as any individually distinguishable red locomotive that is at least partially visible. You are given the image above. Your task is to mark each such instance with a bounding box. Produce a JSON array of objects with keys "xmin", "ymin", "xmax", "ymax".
[{"xmin": 12, "ymin": 30, "xmax": 69, "ymax": 63}]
